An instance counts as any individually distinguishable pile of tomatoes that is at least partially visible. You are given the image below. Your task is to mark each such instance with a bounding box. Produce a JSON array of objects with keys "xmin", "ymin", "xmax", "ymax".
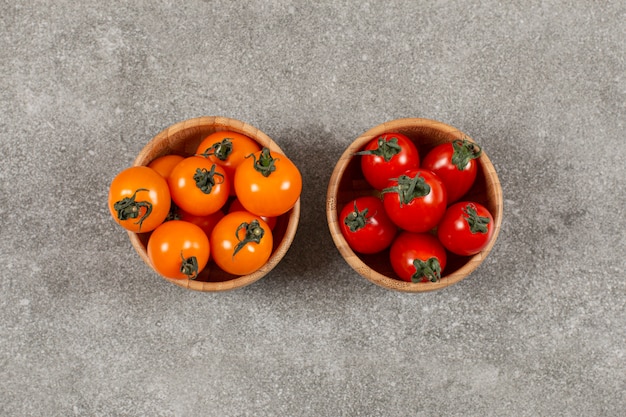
[
  {"xmin": 339, "ymin": 132, "xmax": 494, "ymax": 283},
  {"xmin": 107, "ymin": 131, "xmax": 302, "ymax": 280}
]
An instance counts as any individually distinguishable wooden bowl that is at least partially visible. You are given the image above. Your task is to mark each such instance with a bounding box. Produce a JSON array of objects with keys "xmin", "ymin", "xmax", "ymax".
[
  {"xmin": 326, "ymin": 118, "xmax": 502, "ymax": 292},
  {"xmin": 129, "ymin": 116, "xmax": 300, "ymax": 291}
]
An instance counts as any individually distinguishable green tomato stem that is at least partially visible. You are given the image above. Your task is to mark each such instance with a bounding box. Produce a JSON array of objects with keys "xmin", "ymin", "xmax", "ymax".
[
  {"xmin": 193, "ymin": 164, "xmax": 224, "ymax": 194},
  {"xmin": 451, "ymin": 138, "xmax": 482, "ymax": 170},
  {"xmin": 180, "ymin": 252, "xmax": 199, "ymax": 280},
  {"xmin": 247, "ymin": 147, "xmax": 278, "ymax": 178},
  {"xmin": 463, "ymin": 204, "xmax": 490, "ymax": 234},
  {"xmin": 381, "ymin": 173, "xmax": 430, "ymax": 206},
  {"xmin": 354, "ymin": 135, "xmax": 402, "ymax": 162},
  {"xmin": 412, "ymin": 257, "xmax": 442, "ymax": 283},
  {"xmin": 113, "ymin": 188, "xmax": 153, "ymax": 231},
  {"xmin": 199, "ymin": 138, "xmax": 233, "ymax": 161},
  {"xmin": 233, "ymin": 219, "xmax": 266, "ymax": 258},
  {"xmin": 343, "ymin": 201, "xmax": 370, "ymax": 232}
]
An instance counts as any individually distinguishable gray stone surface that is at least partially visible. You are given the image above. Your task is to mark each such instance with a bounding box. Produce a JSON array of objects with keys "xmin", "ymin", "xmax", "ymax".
[{"xmin": 1, "ymin": 1, "xmax": 624, "ymax": 416}]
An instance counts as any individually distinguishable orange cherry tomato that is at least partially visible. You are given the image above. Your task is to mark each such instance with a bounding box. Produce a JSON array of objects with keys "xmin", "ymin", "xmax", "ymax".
[
  {"xmin": 147, "ymin": 220, "xmax": 210, "ymax": 280},
  {"xmin": 108, "ymin": 166, "xmax": 171, "ymax": 233},
  {"xmin": 168, "ymin": 156, "xmax": 230, "ymax": 216},
  {"xmin": 210, "ymin": 211, "xmax": 273, "ymax": 276},
  {"xmin": 196, "ymin": 131, "xmax": 261, "ymax": 195},
  {"xmin": 233, "ymin": 147, "xmax": 302, "ymax": 217},
  {"xmin": 177, "ymin": 208, "xmax": 225, "ymax": 240},
  {"xmin": 148, "ymin": 154, "xmax": 184, "ymax": 180},
  {"xmin": 228, "ymin": 198, "xmax": 277, "ymax": 230}
]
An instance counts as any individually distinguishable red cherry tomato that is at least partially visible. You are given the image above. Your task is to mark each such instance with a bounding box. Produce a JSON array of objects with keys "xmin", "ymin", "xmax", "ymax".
[
  {"xmin": 437, "ymin": 201, "xmax": 494, "ymax": 256},
  {"xmin": 382, "ymin": 169, "xmax": 447, "ymax": 233},
  {"xmin": 147, "ymin": 220, "xmax": 210, "ymax": 280},
  {"xmin": 210, "ymin": 211, "xmax": 273, "ymax": 276},
  {"xmin": 338, "ymin": 196, "xmax": 397, "ymax": 254},
  {"xmin": 389, "ymin": 232, "xmax": 447, "ymax": 283},
  {"xmin": 356, "ymin": 132, "xmax": 420, "ymax": 190},
  {"xmin": 421, "ymin": 138, "xmax": 482, "ymax": 203},
  {"xmin": 229, "ymin": 198, "xmax": 277, "ymax": 230},
  {"xmin": 168, "ymin": 156, "xmax": 230, "ymax": 216}
]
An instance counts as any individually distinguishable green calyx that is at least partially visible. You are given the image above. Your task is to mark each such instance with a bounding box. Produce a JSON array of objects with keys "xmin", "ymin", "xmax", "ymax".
[
  {"xmin": 247, "ymin": 147, "xmax": 278, "ymax": 177},
  {"xmin": 382, "ymin": 173, "xmax": 430, "ymax": 206},
  {"xmin": 355, "ymin": 135, "xmax": 402, "ymax": 162},
  {"xmin": 463, "ymin": 204, "xmax": 490, "ymax": 234},
  {"xmin": 199, "ymin": 138, "xmax": 233, "ymax": 161},
  {"xmin": 343, "ymin": 201, "xmax": 370, "ymax": 232},
  {"xmin": 193, "ymin": 164, "xmax": 224, "ymax": 194},
  {"xmin": 113, "ymin": 188, "xmax": 153, "ymax": 231},
  {"xmin": 233, "ymin": 219, "xmax": 265, "ymax": 258},
  {"xmin": 451, "ymin": 138, "xmax": 482, "ymax": 170},
  {"xmin": 412, "ymin": 257, "xmax": 442, "ymax": 283},
  {"xmin": 165, "ymin": 201, "xmax": 181, "ymax": 222},
  {"xmin": 180, "ymin": 252, "xmax": 199, "ymax": 280}
]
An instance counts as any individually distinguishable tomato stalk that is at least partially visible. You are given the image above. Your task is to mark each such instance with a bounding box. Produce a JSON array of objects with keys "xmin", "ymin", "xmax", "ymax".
[
  {"xmin": 113, "ymin": 188, "xmax": 153, "ymax": 231},
  {"xmin": 382, "ymin": 173, "xmax": 430, "ymax": 206},
  {"xmin": 463, "ymin": 204, "xmax": 491, "ymax": 234},
  {"xmin": 343, "ymin": 201, "xmax": 371, "ymax": 232},
  {"xmin": 180, "ymin": 252, "xmax": 199, "ymax": 280},
  {"xmin": 233, "ymin": 219, "xmax": 266, "ymax": 257},
  {"xmin": 451, "ymin": 138, "xmax": 482, "ymax": 170},
  {"xmin": 355, "ymin": 135, "xmax": 402, "ymax": 162},
  {"xmin": 165, "ymin": 201, "xmax": 181, "ymax": 222},
  {"xmin": 193, "ymin": 165, "xmax": 225, "ymax": 194},
  {"xmin": 247, "ymin": 147, "xmax": 279, "ymax": 177},
  {"xmin": 199, "ymin": 138, "xmax": 233, "ymax": 161},
  {"xmin": 412, "ymin": 257, "xmax": 442, "ymax": 283}
]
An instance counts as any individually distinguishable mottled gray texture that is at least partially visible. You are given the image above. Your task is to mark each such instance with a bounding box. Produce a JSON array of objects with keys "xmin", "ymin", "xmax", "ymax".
[{"xmin": 1, "ymin": 1, "xmax": 625, "ymax": 416}]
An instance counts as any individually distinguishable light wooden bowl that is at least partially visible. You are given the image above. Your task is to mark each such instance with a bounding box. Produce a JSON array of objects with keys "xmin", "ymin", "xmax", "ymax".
[
  {"xmin": 129, "ymin": 116, "xmax": 300, "ymax": 291},
  {"xmin": 326, "ymin": 118, "xmax": 502, "ymax": 292}
]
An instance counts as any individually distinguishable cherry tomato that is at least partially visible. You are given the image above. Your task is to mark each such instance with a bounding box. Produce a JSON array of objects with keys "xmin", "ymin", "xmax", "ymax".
[
  {"xmin": 437, "ymin": 201, "xmax": 494, "ymax": 256},
  {"xmin": 196, "ymin": 131, "xmax": 261, "ymax": 195},
  {"xmin": 234, "ymin": 147, "xmax": 302, "ymax": 217},
  {"xmin": 168, "ymin": 156, "xmax": 230, "ymax": 216},
  {"xmin": 229, "ymin": 198, "xmax": 277, "ymax": 230},
  {"xmin": 382, "ymin": 169, "xmax": 447, "ymax": 233},
  {"xmin": 177, "ymin": 208, "xmax": 225, "ymax": 240},
  {"xmin": 108, "ymin": 166, "xmax": 171, "ymax": 233},
  {"xmin": 356, "ymin": 132, "xmax": 420, "ymax": 190},
  {"xmin": 421, "ymin": 138, "xmax": 482, "ymax": 203},
  {"xmin": 147, "ymin": 154, "xmax": 185, "ymax": 180},
  {"xmin": 210, "ymin": 211, "xmax": 273, "ymax": 276},
  {"xmin": 147, "ymin": 220, "xmax": 210, "ymax": 280},
  {"xmin": 339, "ymin": 196, "xmax": 397, "ymax": 254},
  {"xmin": 389, "ymin": 232, "xmax": 447, "ymax": 283}
]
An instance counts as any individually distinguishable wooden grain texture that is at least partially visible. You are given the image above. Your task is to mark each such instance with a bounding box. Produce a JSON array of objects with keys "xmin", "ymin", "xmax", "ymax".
[
  {"xmin": 128, "ymin": 116, "xmax": 300, "ymax": 292},
  {"xmin": 326, "ymin": 118, "xmax": 503, "ymax": 293}
]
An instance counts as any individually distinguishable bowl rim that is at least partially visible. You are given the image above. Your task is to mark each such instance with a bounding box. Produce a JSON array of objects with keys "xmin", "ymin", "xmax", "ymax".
[
  {"xmin": 128, "ymin": 116, "xmax": 301, "ymax": 292},
  {"xmin": 326, "ymin": 117, "xmax": 503, "ymax": 292}
]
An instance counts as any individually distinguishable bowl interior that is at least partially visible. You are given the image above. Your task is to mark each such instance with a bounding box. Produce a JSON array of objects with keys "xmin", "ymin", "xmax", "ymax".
[
  {"xmin": 129, "ymin": 116, "xmax": 300, "ymax": 292},
  {"xmin": 327, "ymin": 118, "xmax": 502, "ymax": 292}
]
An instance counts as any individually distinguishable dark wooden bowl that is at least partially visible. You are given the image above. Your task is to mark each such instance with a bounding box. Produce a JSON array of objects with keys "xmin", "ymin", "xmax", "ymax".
[
  {"xmin": 130, "ymin": 116, "xmax": 300, "ymax": 291},
  {"xmin": 326, "ymin": 118, "xmax": 502, "ymax": 292}
]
